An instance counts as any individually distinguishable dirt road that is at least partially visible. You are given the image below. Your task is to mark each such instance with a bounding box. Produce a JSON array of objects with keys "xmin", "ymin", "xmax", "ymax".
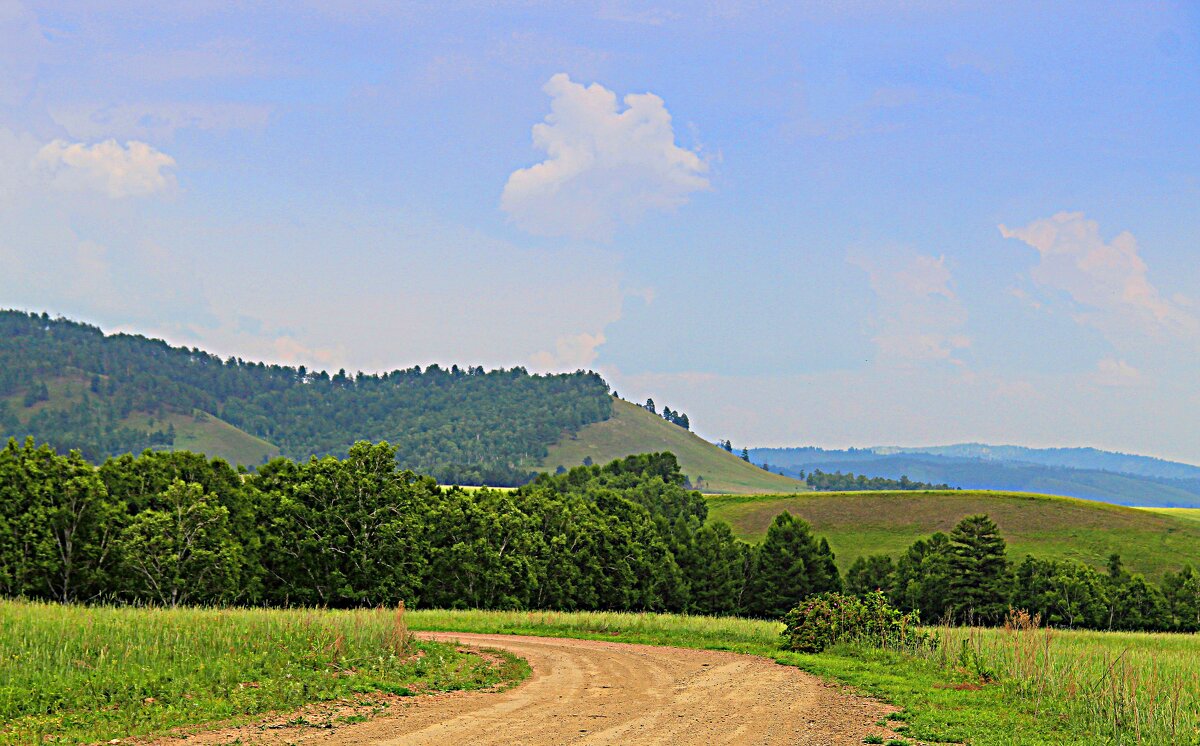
[{"xmin": 166, "ymin": 633, "xmax": 898, "ymax": 745}]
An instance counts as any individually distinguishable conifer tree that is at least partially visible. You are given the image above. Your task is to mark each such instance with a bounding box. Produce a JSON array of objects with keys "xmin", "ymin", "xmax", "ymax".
[
  {"xmin": 744, "ymin": 511, "xmax": 840, "ymax": 618},
  {"xmin": 948, "ymin": 514, "xmax": 1009, "ymax": 624}
]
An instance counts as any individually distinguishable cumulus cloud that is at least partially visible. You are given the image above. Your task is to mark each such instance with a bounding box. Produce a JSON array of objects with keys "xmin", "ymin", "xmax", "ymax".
[
  {"xmin": 35, "ymin": 139, "xmax": 177, "ymax": 198},
  {"xmin": 501, "ymin": 73, "xmax": 709, "ymax": 240},
  {"xmin": 849, "ymin": 249, "xmax": 970, "ymax": 364},
  {"xmin": 1000, "ymin": 212, "xmax": 1199, "ymax": 343},
  {"xmin": 529, "ymin": 330, "xmax": 607, "ymax": 371}
]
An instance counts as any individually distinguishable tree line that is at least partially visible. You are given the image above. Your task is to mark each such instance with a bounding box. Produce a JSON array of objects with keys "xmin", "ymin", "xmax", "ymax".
[
  {"xmin": 642, "ymin": 398, "xmax": 690, "ymax": 430},
  {"xmin": 0, "ymin": 310, "xmax": 612, "ymax": 484},
  {"xmin": 0, "ymin": 439, "xmax": 839, "ymax": 616},
  {"xmin": 845, "ymin": 515, "xmax": 1199, "ymax": 632},
  {"xmin": 799, "ymin": 469, "xmax": 954, "ymax": 492},
  {"xmin": 5, "ymin": 436, "xmax": 1194, "ymax": 630}
]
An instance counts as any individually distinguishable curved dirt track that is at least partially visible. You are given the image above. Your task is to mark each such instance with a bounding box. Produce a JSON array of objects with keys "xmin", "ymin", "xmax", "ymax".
[{"xmin": 167, "ymin": 633, "xmax": 898, "ymax": 745}]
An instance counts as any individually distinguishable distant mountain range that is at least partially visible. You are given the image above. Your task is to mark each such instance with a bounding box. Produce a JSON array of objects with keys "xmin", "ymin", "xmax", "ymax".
[{"xmin": 749, "ymin": 444, "xmax": 1200, "ymax": 508}]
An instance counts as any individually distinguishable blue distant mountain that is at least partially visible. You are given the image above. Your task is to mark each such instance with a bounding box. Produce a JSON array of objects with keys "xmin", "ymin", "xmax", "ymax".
[{"xmin": 748, "ymin": 444, "xmax": 1200, "ymax": 508}]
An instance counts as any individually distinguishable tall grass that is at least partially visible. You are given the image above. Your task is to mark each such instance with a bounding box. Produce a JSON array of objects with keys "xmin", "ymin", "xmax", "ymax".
[
  {"xmin": 928, "ymin": 612, "xmax": 1200, "ymax": 743},
  {"xmin": 0, "ymin": 600, "xmax": 514, "ymax": 744},
  {"xmin": 409, "ymin": 607, "xmax": 784, "ymax": 651}
]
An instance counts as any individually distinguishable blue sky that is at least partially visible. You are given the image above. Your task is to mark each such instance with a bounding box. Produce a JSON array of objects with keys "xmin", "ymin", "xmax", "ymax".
[{"xmin": 2, "ymin": 1, "xmax": 1198, "ymax": 462}]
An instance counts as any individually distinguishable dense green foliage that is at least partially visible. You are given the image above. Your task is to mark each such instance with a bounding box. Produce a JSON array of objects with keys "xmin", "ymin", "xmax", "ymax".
[
  {"xmin": 847, "ymin": 515, "xmax": 1198, "ymax": 632},
  {"xmin": 798, "ymin": 468, "xmax": 954, "ymax": 491},
  {"xmin": 0, "ymin": 310, "xmax": 611, "ymax": 484},
  {"xmin": 0, "ymin": 439, "xmax": 837, "ymax": 616},
  {"xmin": 0, "ymin": 601, "xmax": 525, "ymax": 743},
  {"xmin": 743, "ymin": 512, "xmax": 841, "ymax": 618},
  {"xmin": 780, "ymin": 591, "xmax": 927, "ymax": 653}
]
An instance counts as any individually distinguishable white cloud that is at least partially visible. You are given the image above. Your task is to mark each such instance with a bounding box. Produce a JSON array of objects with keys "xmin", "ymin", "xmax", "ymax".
[
  {"xmin": 1092, "ymin": 357, "xmax": 1144, "ymax": 388},
  {"xmin": 1000, "ymin": 212, "xmax": 1199, "ymax": 344},
  {"xmin": 35, "ymin": 139, "xmax": 177, "ymax": 198},
  {"xmin": 501, "ymin": 73, "xmax": 709, "ymax": 240},
  {"xmin": 530, "ymin": 331, "xmax": 607, "ymax": 371},
  {"xmin": 849, "ymin": 249, "xmax": 970, "ymax": 364}
]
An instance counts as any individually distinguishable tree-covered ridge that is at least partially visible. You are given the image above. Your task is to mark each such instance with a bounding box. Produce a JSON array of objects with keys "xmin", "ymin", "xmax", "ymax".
[{"xmin": 0, "ymin": 310, "xmax": 612, "ymax": 483}]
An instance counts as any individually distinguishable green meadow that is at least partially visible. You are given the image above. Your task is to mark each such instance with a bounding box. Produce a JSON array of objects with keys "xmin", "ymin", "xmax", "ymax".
[
  {"xmin": 707, "ymin": 490, "xmax": 1200, "ymax": 579},
  {"xmin": 2, "ymin": 601, "xmax": 1196, "ymax": 744},
  {"xmin": 0, "ymin": 601, "xmax": 525, "ymax": 745}
]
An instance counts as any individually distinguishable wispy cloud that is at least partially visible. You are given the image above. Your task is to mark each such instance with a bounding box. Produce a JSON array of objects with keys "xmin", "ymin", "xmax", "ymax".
[
  {"xmin": 1092, "ymin": 357, "xmax": 1144, "ymax": 388},
  {"xmin": 51, "ymin": 101, "xmax": 271, "ymax": 141},
  {"xmin": 1000, "ymin": 212, "xmax": 1199, "ymax": 345},
  {"xmin": 849, "ymin": 248, "xmax": 970, "ymax": 365}
]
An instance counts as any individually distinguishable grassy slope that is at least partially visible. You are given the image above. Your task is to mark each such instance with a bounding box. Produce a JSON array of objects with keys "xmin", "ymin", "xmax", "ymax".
[
  {"xmin": 4, "ymin": 373, "xmax": 280, "ymax": 467},
  {"xmin": 123, "ymin": 409, "xmax": 280, "ymax": 467},
  {"xmin": 536, "ymin": 398, "xmax": 808, "ymax": 494},
  {"xmin": 708, "ymin": 490, "xmax": 1200, "ymax": 579},
  {"xmin": 1144, "ymin": 507, "xmax": 1200, "ymax": 525}
]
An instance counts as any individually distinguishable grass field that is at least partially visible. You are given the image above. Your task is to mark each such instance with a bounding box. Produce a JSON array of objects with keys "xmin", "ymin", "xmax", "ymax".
[
  {"xmin": 3, "ymin": 601, "xmax": 1194, "ymax": 744},
  {"xmin": 536, "ymin": 398, "xmax": 808, "ymax": 493},
  {"xmin": 707, "ymin": 490, "xmax": 1200, "ymax": 579},
  {"xmin": 410, "ymin": 608, "xmax": 1200, "ymax": 745},
  {"xmin": 0, "ymin": 601, "xmax": 526, "ymax": 744},
  {"xmin": 1143, "ymin": 507, "xmax": 1200, "ymax": 525}
]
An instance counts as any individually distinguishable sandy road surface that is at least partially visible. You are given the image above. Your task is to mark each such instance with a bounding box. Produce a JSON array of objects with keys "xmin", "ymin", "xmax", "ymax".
[{"xmin": 161, "ymin": 633, "xmax": 898, "ymax": 745}]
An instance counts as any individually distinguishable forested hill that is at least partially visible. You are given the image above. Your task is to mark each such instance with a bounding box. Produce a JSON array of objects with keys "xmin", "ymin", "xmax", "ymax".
[{"xmin": 0, "ymin": 310, "xmax": 612, "ymax": 483}]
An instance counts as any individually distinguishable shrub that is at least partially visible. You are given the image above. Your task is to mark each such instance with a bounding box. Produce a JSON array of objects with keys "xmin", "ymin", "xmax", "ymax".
[{"xmin": 781, "ymin": 591, "xmax": 930, "ymax": 653}]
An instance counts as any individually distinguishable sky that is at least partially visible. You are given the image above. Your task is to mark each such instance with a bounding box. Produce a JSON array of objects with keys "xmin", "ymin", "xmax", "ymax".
[{"xmin": 2, "ymin": 1, "xmax": 1198, "ymax": 463}]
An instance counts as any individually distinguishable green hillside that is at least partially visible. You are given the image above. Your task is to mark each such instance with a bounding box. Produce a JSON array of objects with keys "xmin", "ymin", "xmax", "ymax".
[
  {"xmin": 0, "ymin": 310, "xmax": 611, "ymax": 482},
  {"xmin": 537, "ymin": 398, "xmax": 808, "ymax": 494},
  {"xmin": 708, "ymin": 490, "xmax": 1200, "ymax": 580}
]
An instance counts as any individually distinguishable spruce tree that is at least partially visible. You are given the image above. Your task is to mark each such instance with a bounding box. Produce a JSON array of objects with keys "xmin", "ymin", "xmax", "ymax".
[
  {"xmin": 745, "ymin": 511, "xmax": 840, "ymax": 618},
  {"xmin": 948, "ymin": 514, "xmax": 1010, "ymax": 624}
]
